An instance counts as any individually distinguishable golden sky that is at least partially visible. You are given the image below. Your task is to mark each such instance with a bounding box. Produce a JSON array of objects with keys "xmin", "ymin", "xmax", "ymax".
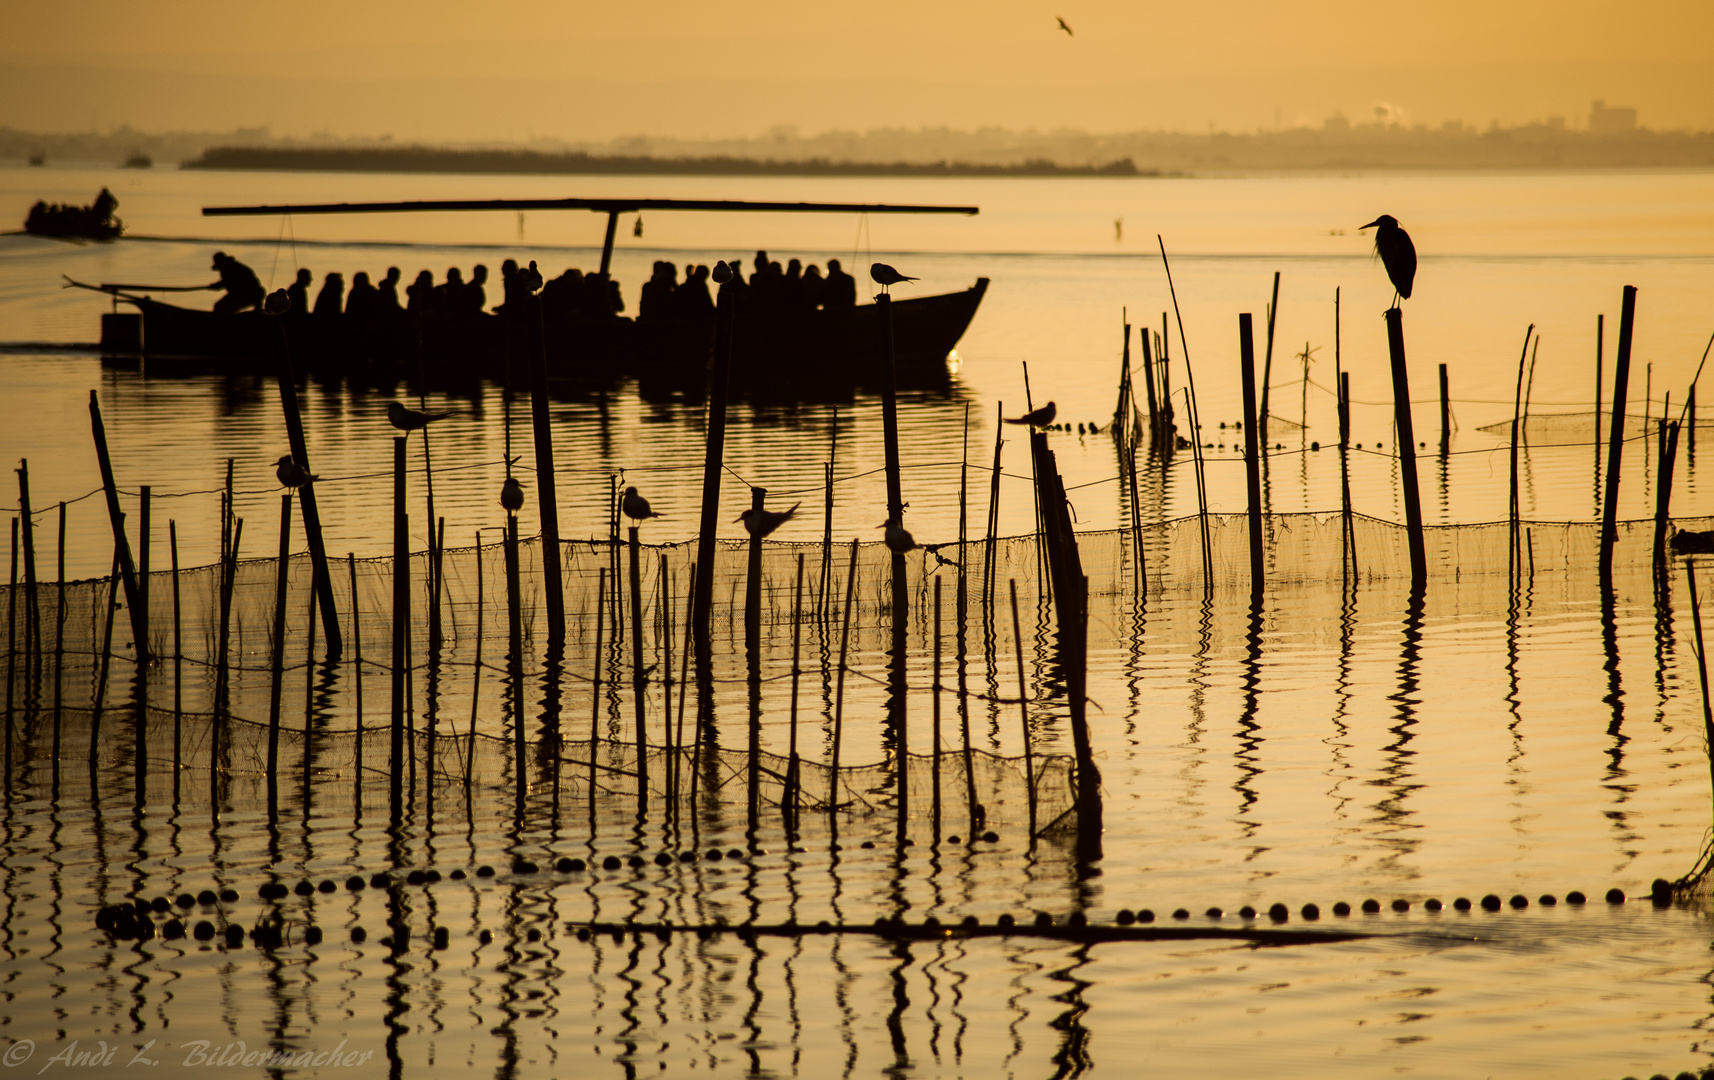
[{"xmin": 3, "ymin": 0, "xmax": 1709, "ymax": 138}]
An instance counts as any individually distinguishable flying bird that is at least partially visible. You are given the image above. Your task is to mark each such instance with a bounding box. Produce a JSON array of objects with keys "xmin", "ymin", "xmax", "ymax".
[
  {"xmin": 500, "ymin": 477, "xmax": 524, "ymax": 512},
  {"xmin": 1360, "ymin": 214, "xmax": 1416, "ymax": 306},
  {"xmin": 869, "ymin": 263, "xmax": 918, "ymax": 292},
  {"xmin": 1005, "ymin": 401, "xmax": 1057, "ymax": 428},
  {"xmin": 622, "ymin": 486, "xmax": 663, "ymax": 523},
  {"xmin": 1056, "ymin": 16, "xmax": 1073, "ymax": 36},
  {"xmin": 274, "ymin": 454, "xmax": 317, "ymax": 490},
  {"xmin": 737, "ymin": 502, "xmax": 801, "ymax": 539},
  {"xmin": 881, "ymin": 518, "xmax": 917, "ymax": 554},
  {"xmin": 388, "ymin": 401, "xmax": 454, "ymax": 431}
]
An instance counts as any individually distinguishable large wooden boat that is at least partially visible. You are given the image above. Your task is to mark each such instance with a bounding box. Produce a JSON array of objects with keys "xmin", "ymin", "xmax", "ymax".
[{"xmin": 91, "ymin": 278, "xmax": 988, "ymax": 399}]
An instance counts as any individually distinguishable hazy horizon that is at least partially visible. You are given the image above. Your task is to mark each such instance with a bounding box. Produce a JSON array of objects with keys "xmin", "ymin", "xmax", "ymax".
[{"xmin": 4, "ymin": 0, "xmax": 1709, "ymax": 142}]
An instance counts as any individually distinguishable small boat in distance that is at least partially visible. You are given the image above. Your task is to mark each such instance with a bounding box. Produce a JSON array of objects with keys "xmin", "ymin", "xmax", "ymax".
[
  {"xmin": 27, "ymin": 152, "xmax": 45, "ymax": 167},
  {"xmin": 124, "ymin": 152, "xmax": 152, "ymax": 169},
  {"xmin": 25, "ymin": 188, "xmax": 123, "ymax": 241}
]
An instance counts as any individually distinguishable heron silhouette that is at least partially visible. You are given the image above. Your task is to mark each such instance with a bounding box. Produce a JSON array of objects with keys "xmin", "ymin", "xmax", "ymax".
[{"xmin": 1361, "ymin": 214, "xmax": 1416, "ymax": 307}]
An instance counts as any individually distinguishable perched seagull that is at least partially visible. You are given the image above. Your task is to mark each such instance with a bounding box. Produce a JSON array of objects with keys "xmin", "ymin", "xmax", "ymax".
[
  {"xmin": 881, "ymin": 518, "xmax": 917, "ymax": 554},
  {"xmin": 1056, "ymin": 15, "xmax": 1073, "ymax": 35},
  {"xmin": 1005, "ymin": 401, "xmax": 1057, "ymax": 428},
  {"xmin": 869, "ymin": 263, "xmax": 918, "ymax": 293},
  {"xmin": 737, "ymin": 502, "xmax": 801, "ymax": 539},
  {"xmin": 1359, "ymin": 214, "xmax": 1416, "ymax": 307},
  {"xmin": 388, "ymin": 401, "xmax": 454, "ymax": 431},
  {"xmin": 500, "ymin": 477, "xmax": 524, "ymax": 513},
  {"xmin": 274, "ymin": 454, "xmax": 317, "ymax": 490},
  {"xmin": 622, "ymin": 485, "xmax": 663, "ymax": 523}
]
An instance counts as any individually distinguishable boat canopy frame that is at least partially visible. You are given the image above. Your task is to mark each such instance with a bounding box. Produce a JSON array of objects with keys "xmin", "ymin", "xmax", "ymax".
[{"xmin": 202, "ymin": 197, "xmax": 980, "ymax": 278}]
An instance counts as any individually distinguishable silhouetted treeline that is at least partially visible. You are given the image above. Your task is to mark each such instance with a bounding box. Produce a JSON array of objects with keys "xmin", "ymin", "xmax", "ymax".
[{"xmin": 182, "ymin": 146, "xmax": 1150, "ymax": 178}]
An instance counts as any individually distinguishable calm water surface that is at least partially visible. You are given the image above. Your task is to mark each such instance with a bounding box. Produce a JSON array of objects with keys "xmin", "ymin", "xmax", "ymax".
[{"xmin": 0, "ymin": 166, "xmax": 1713, "ymax": 1078}]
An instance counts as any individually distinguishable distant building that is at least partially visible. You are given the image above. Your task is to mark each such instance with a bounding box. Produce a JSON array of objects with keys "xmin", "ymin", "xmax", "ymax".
[{"xmin": 1590, "ymin": 100, "xmax": 1638, "ymax": 133}]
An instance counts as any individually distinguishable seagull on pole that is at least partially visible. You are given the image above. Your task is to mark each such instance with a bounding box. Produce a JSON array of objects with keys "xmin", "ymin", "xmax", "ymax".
[
  {"xmin": 500, "ymin": 477, "xmax": 524, "ymax": 513},
  {"xmin": 881, "ymin": 518, "xmax": 918, "ymax": 554},
  {"xmin": 274, "ymin": 454, "xmax": 318, "ymax": 490},
  {"xmin": 869, "ymin": 263, "xmax": 918, "ymax": 294},
  {"xmin": 1360, "ymin": 214, "xmax": 1416, "ymax": 308},
  {"xmin": 622, "ymin": 486, "xmax": 663, "ymax": 524},
  {"xmin": 1005, "ymin": 402, "xmax": 1057, "ymax": 428},
  {"xmin": 737, "ymin": 502, "xmax": 801, "ymax": 539},
  {"xmin": 388, "ymin": 401, "xmax": 454, "ymax": 432}
]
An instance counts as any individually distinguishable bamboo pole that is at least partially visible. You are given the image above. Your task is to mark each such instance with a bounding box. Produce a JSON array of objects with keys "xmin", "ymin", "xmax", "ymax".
[
  {"xmin": 628, "ymin": 524, "xmax": 648, "ymax": 819},
  {"xmin": 504, "ymin": 514, "xmax": 523, "ymax": 818},
  {"xmin": 1687, "ymin": 563, "xmax": 1714, "ymax": 822},
  {"xmin": 527, "ymin": 300, "xmax": 565, "ymax": 647},
  {"xmin": 16, "ymin": 462, "xmax": 39, "ymax": 677},
  {"xmin": 352, "ymin": 553, "xmax": 367, "ymax": 807},
  {"xmin": 1238, "ymin": 313, "xmax": 1265, "ymax": 602},
  {"xmin": 589, "ymin": 567, "xmax": 605, "ymax": 835},
  {"xmin": 1595, "ymin": 313, "xmax": 1605, "ymax": 509},
  {"xmin": 1438, "ymin": 364, "xmax": 1451, "ymax": 456},
  {"xmin": 1008, "ymin": 580, "xmax": 1036, "ymax": 843},
  {"xmin": 1258, "ymin": 270, "xmax": 1280, "ymax": 445},
  {"xmin": 86, "ymin": 397, "xmax": 147, "ymax": 659},
  {"xmin": 1509, "ymin": 327, "xmax": 1536, "ymax": 585},
  {"xmin": 391, "ymin": 438, "xmax": 409, "ymax": 822},
  {"xmin": 1383, "ymin": 308, "xmax": 1427, "ymax": 589},
  {"xmin": 692, "ymin": 278, "xmax": 736, "ymax": 648},
  {"xmin": 786, "ymin": 553, "xmax": 804, "ymax": 834},
  {"xmin": 1157, "ymin": 238, "xmax": 1212, "ymax": 585},
  {"xmin": 267, "ymin": 494, "xmax": 292, "ymax": 807},
  {"xmin": 271, "ymin": 337, "xmax": 341, "ymax": 657},
  {"xmin": 56, "ymin": 505, "xmax": 67, "ymax": 785},
  {"xmin": 829, "ymin": 540, "xmax": 859, "ymax": 815},
  {"xmin": 4, "ymin": 517, "xmax": 14, "ymax": 784},
  {"xmin": 931, "ymin": 574, "xmax": 942, "ymax": 843},
  {"xmin": 1600, "ymin": 287, "xmax": 1639, "ymax": 582}
]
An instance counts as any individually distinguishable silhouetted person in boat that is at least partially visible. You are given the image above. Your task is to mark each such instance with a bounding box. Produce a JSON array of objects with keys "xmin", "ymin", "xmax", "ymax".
[
  {"xmin": 801, "ymin": 263, "xmax": 826, "ymax": 308},
  {"xmin": 1361, "ymin": 214, "xmax": 1416, "ymax": 307},
  {"xmin": 675, "ymin": 265, "xmax": 713, "ymax": 324},
  {"xmin": 541, "ymin": 268, "xmax": 582, "ymax": 315},
  {"xmin": 498, "ymin": 258, "xmax": 527, "ymax": 314},
  {"xmin": 92, "ymin": 187, "xmax": 118, "ymax": 223},
  {"xmin": 345, "ymin": 271, "xmax": 378, "ymax": 319},
  {"xmin": 465, "ymin": 264, "xmax": 488, "ymax": 314},
  {"xmin": 822, "ymin": 259, "xmax": 856, "ymax": 310},
  {"xmin": 639, "ymin": 260, "xmax": 678, "ymax": 322},
  {"xmin": 312, "ymin": 272, "xmax": 345, "ymax": 317},
  {"xmin": 285, "ymin": 268, "xmax": 313, "ymax": 315},
  {"xmin": 210, "ymin": 252, "xmax": 264, "ymax": 315},
  {"xmin": 784, "ymin": 258, "xmax": 804, "ymax": 307},
  {"xmin": 375, "ymin": 267, "xmax": 402, "ymax": 313},
  {"xmin": 432, "ymin": 268, "xmax": 465, "ymax": 316},
  {"xmin": 406, "ymin": 270, "xmax": 434, "ymax": 314}
]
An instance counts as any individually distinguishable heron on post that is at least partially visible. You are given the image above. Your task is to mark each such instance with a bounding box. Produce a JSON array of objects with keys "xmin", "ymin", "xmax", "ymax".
[{"xmin": 1361, "ymin": 214, "xmax": 1416, "ymax": 308}]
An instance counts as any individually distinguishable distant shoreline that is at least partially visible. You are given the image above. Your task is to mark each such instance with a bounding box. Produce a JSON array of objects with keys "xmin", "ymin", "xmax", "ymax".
[{"xmin": 182, "ymin": 146, "xmax": 1161, "ymax": 179}]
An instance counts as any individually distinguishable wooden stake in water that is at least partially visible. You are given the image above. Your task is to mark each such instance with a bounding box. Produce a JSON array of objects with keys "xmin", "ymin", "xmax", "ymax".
[
  {"xmin": 589, "ymin": 567, "xmax": 605, "ymax": 834},
  {"xmin": 693, "ymin": 279, "xmax": 736, "ymax": 648},
  {"xmin": 1508, "ymin": 326, "xmax": 1536, "ymax": 586},
  {"xmin": 391, "ymin": 437, "xmax": 410, "ymax": 822},
  {"xmin": 168, "ymin": 518, "xmax": 179, "ymax": 799},
  {"xmin": 1009, "ymin": 580, "xmax": 1037, "ymax": 843},
  {"xmin": 527, "ymin": 310, "xmax": 566, "ymax": 648},
  {"xmin": 931, "ymin": 575, "xmax": 943, "ymax": 843},
  {"xmin": 1600, "ymin": 287, "xmax": 1639, "ymax": 582},
  {"xmin": 5, "ymin": 517, "xmax": 14, "ymax": 784},
  {"xmin": 1687, "ymin": 563, "xmax": 1714, "ymax": 819},
  {"xmin": 1238, "ymin": 313, "xmax": 1265, "ymax": 602},
  {"xmin": 628, "ymin": 524, "xmax": 648, "ymax": 819},
  {"xmin": 56, "ymin": 505, "xmax": 67, "ymax": 788},
  {"xmin": 1258, "ymin": 270, "xmax": 1280, "ymax": 446},
  {"xmin": 1653, "ymin": 420, "xmax": 1681, "ymax": 572},
  {"xmin": 87, "ymin": 395, "xmax": 147, "ymax": 660},
  {"xmin": 16, "ymin": 461, "xmax": 39, "ymax": 678},
  {"xmin": 1438, "ymin": 364, "xmax": 1451, "ymax": 456},
  {"xmin": 788, "ymin": 553, "xmax": 804, "ymax": 835},
  {"xmin": 1595, "ymin": 313, "xmax": 1605, "ymax": 508},
  {"xmin": 1158, "ymin": 238, "xmax": 1213, "ymax": 585},
  {"xmin": 1383, "ymin": 308, "xmax": 1428, "ymax": 589},
  {"xmin": 267, "ymin": 494, "xmax": 292, "ymax": 809},
  {"xmin": 271, "ymin": 337, "xmax": 341, "ymax": 658},
  {"xmin": 351, "ymin": 553, "xmax": 367, "ymax": 808},
  {"xmin": 504, "ymin": 514, "xmax": 524, "ymax": 817},
  {"xmin": 829, "ymin": 540, "xmax": 859, "ymax": 815}
]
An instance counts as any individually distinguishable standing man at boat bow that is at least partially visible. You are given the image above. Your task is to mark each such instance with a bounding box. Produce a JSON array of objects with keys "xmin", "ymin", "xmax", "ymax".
[{"xmin": 209, "ymin": 251, "xmax": 265, "ymax": 314}]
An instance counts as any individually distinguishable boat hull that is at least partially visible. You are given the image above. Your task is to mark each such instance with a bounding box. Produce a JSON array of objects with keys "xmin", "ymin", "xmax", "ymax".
[{"xmin": 102, "ymin": 280, "xmax": 988, "ymax": 400}]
